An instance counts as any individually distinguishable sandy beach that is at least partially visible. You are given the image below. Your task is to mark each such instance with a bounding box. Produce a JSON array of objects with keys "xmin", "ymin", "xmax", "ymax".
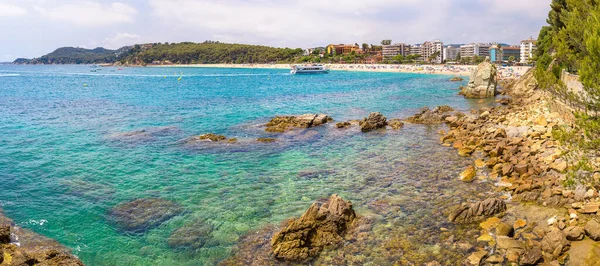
[{"xmin": 152, "ymin": 63, "xmax": 531, "ymax": 79}]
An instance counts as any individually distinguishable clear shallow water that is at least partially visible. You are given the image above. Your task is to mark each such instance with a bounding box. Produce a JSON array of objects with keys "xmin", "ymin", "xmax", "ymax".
[{"xmin": 0, "ymin": 65, "xmax": 494, "ymax": 265}]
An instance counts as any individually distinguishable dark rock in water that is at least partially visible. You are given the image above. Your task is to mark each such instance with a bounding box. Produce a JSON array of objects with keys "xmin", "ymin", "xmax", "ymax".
[
  {"xmin": 286, "ymin": 129, "xmax": 321, "ymax": 142},
  {"xmin": 388, "ymin": 119, "xmax": 404, "ymax": 130},
  {"xmin": 448, "ymin": 198, "xmax": 506, "ymax": 224},
  {"xmin": 109, "ymin": 198, "xmax": 184, "ymax": 234},
  {"xmin": 266, "ymin": 114, "xmax": 332, "ymax": 133},
  {"xmin": 0, "ymin": 224, "xmax": 9, "ymax": 244},
  {"xmin": 168, "ymin": 220, "xmax": 213, "ymax": 251},
  {"xmin": 105, "ymin": 126, "xmax": 181, "ymax": 144},
  {"xmin": 359, "ymin": 112, "xmax": 388, "ymax": 132},
  {"xmin": 271, "ymin": 194, "xmax": 357, "ymax": 262},
  {"xmin": 257, "ymin": 138, "xmax": 276, "ymax": 143},
  {"xmin": 405, "ymin": 106, "xmax": 456, "ymax": 125},
  {"xmin": 450, "ymin": 76, "xmax": 464, "ymax": 82}
]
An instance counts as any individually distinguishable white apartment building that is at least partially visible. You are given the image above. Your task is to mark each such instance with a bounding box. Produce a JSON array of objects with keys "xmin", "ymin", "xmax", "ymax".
[
  {"xmin": 520, "ymin": 38, "xmax": 537, "ymax": 64},
  {"xmin": 420, "ymin": 40, "xmax": 444, "ymax": 63},
  {"xmin": 443, "ymin": 46, "xmax": 460, "ymax": 61},
  {"xmin": 460, "ymin": 43, "xmax": 492, "ymax": 58}
]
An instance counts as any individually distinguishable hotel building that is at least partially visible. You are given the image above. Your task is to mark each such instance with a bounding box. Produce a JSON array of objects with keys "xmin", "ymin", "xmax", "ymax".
[{"xmin": 520, "ymin": 38, "xmax": 537, "ymax": 64}]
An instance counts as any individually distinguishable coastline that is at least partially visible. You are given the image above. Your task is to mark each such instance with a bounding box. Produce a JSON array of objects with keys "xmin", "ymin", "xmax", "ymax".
[{"xmin": 146, "ymin": 63, "xmax": 531, "ymax": 78}]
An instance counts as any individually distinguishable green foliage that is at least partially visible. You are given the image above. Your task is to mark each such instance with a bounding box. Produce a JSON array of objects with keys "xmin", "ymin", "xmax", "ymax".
[
  {"xmin": 124, "ymin": 42, "xmax": 304, "ymax": 64},
  {"xmin": 381, "ymin": 40, "xmax": 392, "ymax": 45}
]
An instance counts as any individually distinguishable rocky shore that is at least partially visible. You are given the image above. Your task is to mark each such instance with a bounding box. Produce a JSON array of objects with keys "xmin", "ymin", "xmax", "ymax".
[{"xmin": 0, "ymin": 210, "xmax": 83, "ymax": 265}]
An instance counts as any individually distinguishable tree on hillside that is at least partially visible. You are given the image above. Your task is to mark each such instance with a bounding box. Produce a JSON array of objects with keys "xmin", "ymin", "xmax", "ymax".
[
  {"xmin": 381, "ymin": 40, "xmax": 392, "ymax": 45},
  {"xmin": 362, "ymin": 43, "xmax": 369, "ymax": 52}
]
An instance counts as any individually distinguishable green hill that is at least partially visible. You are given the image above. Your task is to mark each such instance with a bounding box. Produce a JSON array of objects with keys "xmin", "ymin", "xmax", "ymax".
[{"xmin": 14, "ymin": 42, "xmax": 304, "ymax": 65}]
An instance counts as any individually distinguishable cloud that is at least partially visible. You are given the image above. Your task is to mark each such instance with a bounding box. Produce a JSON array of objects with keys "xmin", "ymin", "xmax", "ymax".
[
  {"xmin": 103, "ymin": 32, "xmax": 140, "ymax": 48},
  {"xmin": 34, "ymin": 1, "xmax": 137, "ymax": 26},
  {"xmin": 0, "ymin": 3, "xmax": 28, "ymax": 17}
]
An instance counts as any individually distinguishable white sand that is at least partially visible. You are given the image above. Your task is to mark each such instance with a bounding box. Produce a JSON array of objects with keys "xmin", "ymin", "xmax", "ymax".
[{"xmin": 152, "ymin": 63, "xmax": 530, "ymax": 78}]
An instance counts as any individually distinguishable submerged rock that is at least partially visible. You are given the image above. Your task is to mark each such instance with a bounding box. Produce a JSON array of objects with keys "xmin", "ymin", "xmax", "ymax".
[
  {"xmin": 168, "ymin": 220, "xmax": 213, "ymax": 251},
  {"xmin": 257, "ymin": 138, "xmax": 276, "ymax": 143},
  {"xmin": 448, "ymin": 198, "xmax": 506, "ymax": 224},
  {"xmin": 105, "ymin": 126, "xmax": 181, "ymax": 144},
  {"xmin": 271, "ymin": 194, "xmax": 357, "ymax": 262},
  {"xmin": 460, "ymin": 58, "xmax": 498, "ymax": 98},
  {"xmin": 198, "ymin": 133, "xmax": 227, "ymax": 142},
  {"xmin": 359, "ymin": 112, "xmax": 388, "ymax": 132},
  {"xmin": 266, "ymin": 114, "xmax": 332, "ymax": 133},
  {"xmin": 405, "ymin": 106, "xmax": 456, "ymax": 125},
  {"xmin": 109, "ymin": 198, "xmax": 184, "ymax": 234},
  {"xmin": 336, "ymin": 121, "xmax": 352, "ymax": 129}
]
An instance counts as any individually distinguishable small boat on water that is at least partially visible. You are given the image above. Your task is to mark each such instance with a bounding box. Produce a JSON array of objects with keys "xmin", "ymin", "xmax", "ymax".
[{"xmin": 290, "ymin": 64, "xmax": 329, "ymax": 75}]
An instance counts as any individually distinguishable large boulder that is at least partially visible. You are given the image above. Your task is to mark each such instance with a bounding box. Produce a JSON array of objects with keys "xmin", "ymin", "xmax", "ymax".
[
  {"xmin": 405, "ymin": 106, "xmax": 456, "ymax": 125},
  {"xmin": 266, "ymin": 114, "xmax": 332, "ymax": 132},
  {"xmin": 448, "ymin": 198, "xmax": 506, "ymax": 224},
  {"xmin": 585, "ymin": 218, "xmax": 600, "ymax": 241},
  {"xmin": 109, "ymin": 198, "xmax": 184, "ymax": 234},
  {"xmin": 359, "ymin": 112, "xmax": 388, "ymax": 132},
  {"xmin": 541, "ymin": 227, "xmax": 570, "ymax": 260},
  {"xmin": 271, "ymin": 194, "xmax": 357, "ymax": 262},
  {"xmin": 460, "ymin": 58, "xmax": 498, "ymax": 98}
]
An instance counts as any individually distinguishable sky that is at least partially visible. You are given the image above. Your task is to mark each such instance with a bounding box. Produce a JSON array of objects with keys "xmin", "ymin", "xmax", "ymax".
[{"xmin": 0, "ymin": 0, "xmax": 552, "ymax": 62}]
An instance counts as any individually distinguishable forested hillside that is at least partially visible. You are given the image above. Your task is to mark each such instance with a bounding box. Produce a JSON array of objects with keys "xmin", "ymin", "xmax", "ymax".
[
  {"xmin": 121, "ymin": 42, "xmax": 303, "ymax": 64},
  {"xmin": 14, "ymin": 42, "xmax": 304, "ymax": 65}
]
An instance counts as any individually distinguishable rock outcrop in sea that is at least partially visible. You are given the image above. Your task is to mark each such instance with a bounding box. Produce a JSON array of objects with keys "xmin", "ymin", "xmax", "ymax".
[
  {"xmin": 405, "ymin": 105, "xmax": 457, "ymax": 124},
  {"xmin": 108, "ymin": 198, "xmax": 184, "ymax": 234},
  {"xmin": 359, "ymin": 112, "xmax": 388, "ymax": 132},
  {"xmin": 265, "ymin": 114, "xmax": 332, "ymax": 133},
  {"xmin": 271, "ymin": 194, "xmax": 357, "ymax": 262},
  {"xmin": 460, "ymin": 57, "xmax": 498, "ymax": 98}
]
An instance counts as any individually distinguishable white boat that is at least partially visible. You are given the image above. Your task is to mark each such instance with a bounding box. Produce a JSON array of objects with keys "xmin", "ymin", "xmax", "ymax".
[{"xmin": 290, "ymin": 64, "xmax": 329, "ymax": 74}]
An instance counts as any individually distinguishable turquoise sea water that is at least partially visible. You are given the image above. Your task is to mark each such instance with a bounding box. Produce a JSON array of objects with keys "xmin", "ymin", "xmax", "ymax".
[{"xmin": 0, "ymin": 65, "xmax": 496, "ymax": 265}]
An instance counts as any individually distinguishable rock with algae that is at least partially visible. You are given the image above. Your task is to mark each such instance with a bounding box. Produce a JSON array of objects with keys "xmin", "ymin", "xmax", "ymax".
[{"xmin": 271, "ymin": 194, "xmax": 357, "ymax": 262}]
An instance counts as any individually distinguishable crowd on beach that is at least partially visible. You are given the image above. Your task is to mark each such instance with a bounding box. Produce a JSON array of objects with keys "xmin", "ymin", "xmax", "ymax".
[{"xmin": 325, "ymin": 64, "xmax": 529, "ymax": 78}]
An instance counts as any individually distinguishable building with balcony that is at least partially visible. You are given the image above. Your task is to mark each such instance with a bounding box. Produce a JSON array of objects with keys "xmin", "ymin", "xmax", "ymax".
[
  {"xmin": 501, "ymin": 46, "xmax": 521, "ymax": 62},
  {"xmin": 382, "ymin": 43, "xmax": 411, "ymax": 59},
  {"xmin": 520, "ymin": 38, "xmax": 537, "ymax": 64},
  {"xmin": 460, "ymin": 43, "xmax": 492, "ymax": 59},
  {"xmin": 489, "ymin": 44, "xmax": 502, "ymax": 63},
  {"xmin": 443, "ymin": 45, "xmax": 460, "ymax": 61}
]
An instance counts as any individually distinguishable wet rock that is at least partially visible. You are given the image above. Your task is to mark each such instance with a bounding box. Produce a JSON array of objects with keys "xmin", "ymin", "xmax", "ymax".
[
  {"xmin": 448, "ymin": 198, "xmax": 506, "ymax": 224},
  {"xmin": 520, "ymin": 247, "xmax": 543, "ymax": 265},
  {"xmin": 388, "ymin": 119, "xmax": 404, "ymax": 130},
  {"xmin": 584, "ymin": 219, "xmax": 600, "ymax": 241},
  {"xmin": 335, "ymin": 121, "xmax": 351, "ymax": 129},
  {"xmin": 198, "ymin": 133, "xmax": 227, "ymax": 142},
  {"xmin": 459, "ymin": 165, "xmax": 476, "ymax": 182},
  {"xmin": 297, "ymin": 169, "xmax": 335, "ymax": 179},
  {"xmin": 541, "ymin": 227, "xmax": 570, "ymax": 260},
  {"xmin": 460, "ymin": 58, "xmax": 498, "ymax": 98},
  {"xmin": 564, "ymin": 226, "xmax": 585, "ymax": 241},
  {"xmin": 359, "ymin": 112, "xmax": 388, "ymax": 132},
  {"xmin": 450, "ymin": 76, "xmax": 464, "ymax": 82},
  {"xmin": 496, "ymin": 236, "xmax": 525, "ymax": 250},
  {"xmin": 266, "ymin": 114, "xmax": 332, "ymax": 132},
  {"xmin": 109, "ymin": 198, "xmax": 184, "ymax": 234},
  {"xmin": 257, "ymin": 138, "xmax": 276, "ymax": 143},
  {"xmin": 271, "ymin": 194, "xmax": 357, "ymax": 262},
  {"xmin": 168, "ymin": 220, "xmax": 213, "ymax": 251},
  {"xmin": 0, "ymin": 224, "xmax": 9, "ymax": 244},
  {"xmin": 405, "ymin": 106, "xmax": 455, "ymax": 125}
]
